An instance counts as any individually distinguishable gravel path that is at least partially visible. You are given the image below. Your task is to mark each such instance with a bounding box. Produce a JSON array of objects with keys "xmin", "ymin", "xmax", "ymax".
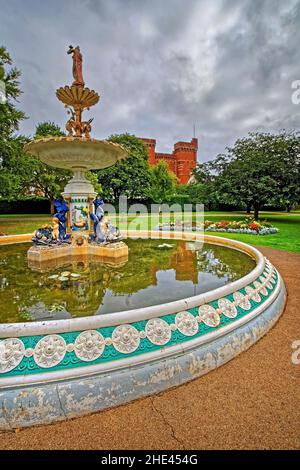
[{"xmin": 0, "ymin": 246, "xmax": 299, "ymax": 450}]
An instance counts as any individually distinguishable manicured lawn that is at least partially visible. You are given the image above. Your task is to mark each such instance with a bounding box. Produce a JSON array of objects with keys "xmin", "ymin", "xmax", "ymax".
[
  {"xmin": 0, "ymin": 212, "xmax": 299, "ymax": 253},
  {"xmin": 0, "ymin": 217, "xmax": 51, "ymax": 236},
  {"xmin": 0, "ymin": 214, "xmax": 50, "ymax": 218},
  {"xmin": 204, "ymin": 214, "xmax": 300, "ymax": 254}
]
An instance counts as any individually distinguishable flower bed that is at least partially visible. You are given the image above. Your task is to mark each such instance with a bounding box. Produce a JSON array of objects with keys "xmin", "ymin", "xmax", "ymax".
[{"xmin": 158, "ymin": 218, "xmax": 279, "ymax": 235}]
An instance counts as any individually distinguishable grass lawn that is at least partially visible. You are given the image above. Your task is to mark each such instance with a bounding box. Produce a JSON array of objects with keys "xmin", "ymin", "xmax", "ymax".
[
  {"xmin": 0, "ymin": 217, "xmax": 51, "ymax": 236},
  {"xmin": 204, "ymin": 214, "xmax": 300, "ymax": 253},
  {"xmin": 0, "ymin": 212, "xmax": 299, "ymax": 253}
]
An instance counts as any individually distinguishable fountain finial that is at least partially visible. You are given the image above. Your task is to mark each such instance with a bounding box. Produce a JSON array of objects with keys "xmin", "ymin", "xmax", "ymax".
[
  {"xmin": 56, "ymin": 45, "xmax": 100, "ymax": 138},
  {"xmin": 67, "ymin": 45, "xmax": 85, "ymax": 87}
]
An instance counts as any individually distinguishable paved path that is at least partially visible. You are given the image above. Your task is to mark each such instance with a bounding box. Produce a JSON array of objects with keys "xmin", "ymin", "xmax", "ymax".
[{"xmin": 0, "ymin": 247, "xmax": 299, "ymax": 450}]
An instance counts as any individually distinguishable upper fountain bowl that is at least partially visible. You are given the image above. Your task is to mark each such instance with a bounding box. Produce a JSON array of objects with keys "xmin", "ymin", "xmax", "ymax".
[
  {"xmin": 24, "ymin": 136, "xmax": 128, "ymax": 170},
  {"xmin": 56, "ymin": 85, "xmax": 99, "ymax": 109}
]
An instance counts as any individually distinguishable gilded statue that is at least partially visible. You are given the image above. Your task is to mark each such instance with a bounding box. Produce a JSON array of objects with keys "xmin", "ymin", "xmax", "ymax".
[{"xmin": 67, "ymin": 45, "xmax": 85, "ymax": 87}]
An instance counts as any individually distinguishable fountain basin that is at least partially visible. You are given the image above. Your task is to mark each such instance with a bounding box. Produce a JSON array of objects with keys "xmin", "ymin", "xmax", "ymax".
[
  {"xmin": 0, "ymin": 232, "xmax": 286, "ymax": 429},
  {"xmin": 24, "ymin": 136, "xmax": 128, "ymax": 170}
]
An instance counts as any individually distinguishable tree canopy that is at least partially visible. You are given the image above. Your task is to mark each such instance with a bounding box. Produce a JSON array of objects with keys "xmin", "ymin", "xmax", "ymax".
[
  {"xmin": 0, "ymin": 46, "xmax": 26, "ymax": 139},
  {"xmin": 0, "ymin": 46, "xmax": 31, "ymax": 199},
  {"xmin": 35, "ymin": 121, "xmax": 65, "ymax": 139},
  {"xmin": 162, "ymin": 132, "xmax": 300, "ymax": 216},
  {"xmin": 147, "ymin": 160, "xmax": 178, "ymax": 205},
  {"xmin": 198, "ymin": 132, "xmax": 300, "ymax": 219},
  {"xmin": 95, "ymin": 133, "xmax": 151, "ymax": 203}
]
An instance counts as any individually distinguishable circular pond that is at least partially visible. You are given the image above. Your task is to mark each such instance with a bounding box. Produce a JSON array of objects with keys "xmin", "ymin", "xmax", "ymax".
[
  {"xmin": 0, "ymin": 238, "xmax": 255, "ymax": 323},
  {"xmin": 0, "ymin": 233, "xmax": 286, "ymax": 430}
]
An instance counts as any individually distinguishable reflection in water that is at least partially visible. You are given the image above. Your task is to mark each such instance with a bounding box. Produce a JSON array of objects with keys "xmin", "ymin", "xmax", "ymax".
[{"xmin": 0, "ymin": 239, "xmax": 255, "ymax": 323}]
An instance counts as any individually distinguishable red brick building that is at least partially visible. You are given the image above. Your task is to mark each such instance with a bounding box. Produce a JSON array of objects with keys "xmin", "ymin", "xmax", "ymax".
[{"xmin": 140, "ymin": 137, "xmax": 198, "ymax": 185}]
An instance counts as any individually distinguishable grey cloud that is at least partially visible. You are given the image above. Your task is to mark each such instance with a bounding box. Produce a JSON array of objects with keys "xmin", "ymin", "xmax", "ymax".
[{"xmin": 1, "ymin": 0, "xmax": 299, "ymax": 160}]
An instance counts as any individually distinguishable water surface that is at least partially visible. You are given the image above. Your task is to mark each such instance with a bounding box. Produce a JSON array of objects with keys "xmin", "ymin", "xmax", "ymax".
[{"xmin": 0, "ymin": 239, "xmax": 255, "ymax": 323}]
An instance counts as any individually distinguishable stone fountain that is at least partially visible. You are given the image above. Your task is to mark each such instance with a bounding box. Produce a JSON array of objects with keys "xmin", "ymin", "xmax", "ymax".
[{"xmin": 25, "ymin": 45, "xmax": 128, "ymax": 267}]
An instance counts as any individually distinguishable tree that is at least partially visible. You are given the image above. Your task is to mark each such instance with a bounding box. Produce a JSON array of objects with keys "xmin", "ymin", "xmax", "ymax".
[
  {"xmin": 270, "ymin": 131, "xmax": 300, "ymax": 212},
  {"xmin": 96, "ymin": 133, "xmax": 151, "ymax": 203},
  {"xmin": 0, "ymin": 46, "xmax": 26, "ymax": 139},
  {"xmin": 35, "ymin": 121, "xmax": 65, "ymax": 139},
  {"xmin": 192, "ymin": 156, "xmax": 229, "ymax": 185},
  {"xmin": 147, "ymin": 160, "xmax": 178, "ymax": 205},
  {"xmin": 190, "ymin": 156, "xmax": 229, "ymax": 210},
  {"xmin": 0, "ymin": 47, "xmax": 31, "ymax": 199},
  {"xmin": 181, "ymin": 182, "xmax": 216, "ymax": 210},
  {"xmin": 215, "ymin": 132, "xmax": 300, "ymax": 220},
  {"xmin": 0, "ymin": 135, "xmax": 36, "ymax": 199}
]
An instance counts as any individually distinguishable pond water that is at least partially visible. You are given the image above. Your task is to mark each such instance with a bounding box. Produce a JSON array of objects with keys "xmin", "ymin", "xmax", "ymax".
[{"xmin": 0, "ymin": 239, "xmax": 256, "ymax": 323}]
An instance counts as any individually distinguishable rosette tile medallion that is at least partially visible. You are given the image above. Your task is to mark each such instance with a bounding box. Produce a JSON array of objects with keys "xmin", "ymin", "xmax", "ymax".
[
  {"xmin": 24, "ymin": 45, "xmax": 129, "ymax": 267},
  {"xmin": 0, "ymin": 231, "xmax": 287, "ymax": 430}
]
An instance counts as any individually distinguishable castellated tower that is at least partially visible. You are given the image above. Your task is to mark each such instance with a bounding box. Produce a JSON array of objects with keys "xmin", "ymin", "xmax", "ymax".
[
  {"xmin": 173, "ymin": 138, "xmax": 198, "ymax": 184},
  {"xmin": 141, "ymin": 137, "xmax": 198, "ymax": 184}
]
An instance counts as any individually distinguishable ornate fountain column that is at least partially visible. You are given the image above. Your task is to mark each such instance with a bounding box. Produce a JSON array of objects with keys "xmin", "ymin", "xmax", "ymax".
[{"xmin": 62, "ymin": 167, "xmax": 96, "ymax": 233}]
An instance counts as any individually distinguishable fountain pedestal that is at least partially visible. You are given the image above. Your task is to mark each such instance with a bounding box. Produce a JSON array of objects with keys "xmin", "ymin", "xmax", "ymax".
[
  {"xmin": 62, "ymin": 169, "xmax": 96, "ymax": 234},
  {"xmin": 27, "ymin": 241, "xmax": 128, "ymax": 268}
]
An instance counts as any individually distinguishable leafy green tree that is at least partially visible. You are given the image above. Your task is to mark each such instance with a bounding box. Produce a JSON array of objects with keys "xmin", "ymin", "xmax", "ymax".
[
  {"xmin": 96, "ymin": 133, "xmax": 151, "ymax": 203},
  {"xmin": 0, "ymin": 46, "xmax": 26, "ymax": 139},
  {"xmin": 147, "ymin": 160, "xmax": 178, "ymax": 205},
  {"xmin": 35, "ymin": 121, "xmax": 65, "ymax": 139},
  {"xmin": 86, "ymin": 171, "xmax": 102, "ymax": 196},
  {"xmin": 215, "ymin": 132, "xmax": 300, "ymax": 219},
  {"xmin": 0, "ymin": 135, "xmax": 35, "ymax": 199},
  {"xmin": 0, "ymin": 47, "xmax": 31, "ymax": 199},
  {"xmin": 181, "ymin": 182, "xmax": 215, "ymax": 210},
  {"xmin": 192, "ymin": 155, "xmax": 230, "ymax": 184},
  {"xmin": 269, "ymin": 131, "xmax": 300, "ymax": 212},
  {"xmin": 190, "ymin": 156, "xmax": 229, "ymax": 210}
]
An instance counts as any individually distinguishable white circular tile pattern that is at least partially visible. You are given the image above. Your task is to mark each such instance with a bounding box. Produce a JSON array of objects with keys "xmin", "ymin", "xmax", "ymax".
[
  {"xmin": 112, "ymin": 324, "xmax": 140, "ymax": 354},
  {"xmin": 198, "ymin": 305, "xmax": 220, "ymax": 327},
  {"xmin": 33, "ymin": 335, "xmax": 66, "ymax": 368},
  {"xmin": 175, "ymin": 311, "xmax": 199, "ymax": 336},
  {"xmin": 233, "ymin": 292, "xmax": 251, "ymax": 310},
  {"xmin": 74, "ymin": 330, "xmax": 105, "ymax": 361},
  {"xmin": 261, "ymin": 273, "xmax": 273, "ymax": 289},
  {"xmin": 0, "ymin": 338, "xmax": 25, "ymax": 373},
  {"xmin": 218, "ymin": 298, "xmax": 237, "ymax": 318},
  {"xmin": 145, "ymin": 318, "xmax": 171, "ymax": 345},
  {"xmin": 253, "ymin": 281, "xmax": 268, "ymax": 296},
  {"xmin": 245, "ymin": 286, "xmax": 261, "ymax": 303}
]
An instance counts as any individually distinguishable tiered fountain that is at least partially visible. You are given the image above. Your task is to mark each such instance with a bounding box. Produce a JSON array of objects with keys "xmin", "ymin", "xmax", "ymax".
[
  {"xmin": 25, "ymin": 45, "xmax": 128, "ymax": 267},
  {"xmin": 0, "ymin": 46, "xmax": 287, "ymax": 430}
]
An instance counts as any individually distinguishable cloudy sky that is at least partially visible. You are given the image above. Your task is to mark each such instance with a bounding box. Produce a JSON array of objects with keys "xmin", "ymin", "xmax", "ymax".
[{"xmin": 1, "ymin": 0, "xmax": 300, "ymax": 161}]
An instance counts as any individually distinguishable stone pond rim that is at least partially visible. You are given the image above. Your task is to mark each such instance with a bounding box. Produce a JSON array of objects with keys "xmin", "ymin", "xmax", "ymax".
[
  {"xmin": 24, "ymin": 136, "xmax": 128, "ymax": 170},
  {"xmin": 0, "ymin": 232, "xmax": 287, "ymax": 429}
]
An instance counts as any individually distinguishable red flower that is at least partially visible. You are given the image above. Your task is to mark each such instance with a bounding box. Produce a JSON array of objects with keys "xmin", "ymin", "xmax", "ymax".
[{"xmin": 249, "ymin": 222, "xmax": 260, "ymax": 231}]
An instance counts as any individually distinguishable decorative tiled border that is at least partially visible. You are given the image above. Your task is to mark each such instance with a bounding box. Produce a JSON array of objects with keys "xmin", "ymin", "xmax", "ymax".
[{"xmin": 0, "ymin": 259, "xmax": 278, "ymax": 379}]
